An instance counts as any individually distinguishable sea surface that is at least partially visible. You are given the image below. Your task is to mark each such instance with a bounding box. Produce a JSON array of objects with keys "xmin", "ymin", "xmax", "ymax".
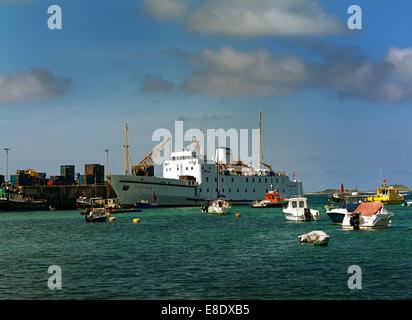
[{"xmin": 0, "ymin": 194, "xmax": 411, "ymax": 300}]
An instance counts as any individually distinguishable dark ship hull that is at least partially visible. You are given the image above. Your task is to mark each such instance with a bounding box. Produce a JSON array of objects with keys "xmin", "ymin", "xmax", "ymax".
[{"xmin": 0, "ymin": 199, "xmax": 49, "ymax": 211}]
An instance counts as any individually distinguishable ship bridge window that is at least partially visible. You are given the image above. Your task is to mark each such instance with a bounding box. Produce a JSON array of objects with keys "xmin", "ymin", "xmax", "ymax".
[
  {"xmin": 292, "ymin": 201, "xmax": 297, "ymax": 208},
  {"xmin": 299, "ymin": 201, "xmax": 305, "ymax": 208},
  {"xmin": 206, "ymin": 177, "xmax": 209, "ymax": 182}
]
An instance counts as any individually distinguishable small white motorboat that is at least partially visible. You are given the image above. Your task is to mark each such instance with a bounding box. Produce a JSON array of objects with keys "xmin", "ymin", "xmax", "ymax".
[
  {"xmin": 401, "ymin": 200, "xmax": 412, "ymax": 207},
  {"xmin": 342, "ymin": 202, "xmax": 394, "ymax": 230},
  {"xmin": 282, "ymin": 197, "xmax": 319, "ymax": 221},
  {"xmin": 202, "ymin": 198, "xmax": 232, "ymax": 215},
  {"xmin": 298, "ymin": 231, "xmax": 330, "ymax": 246}
]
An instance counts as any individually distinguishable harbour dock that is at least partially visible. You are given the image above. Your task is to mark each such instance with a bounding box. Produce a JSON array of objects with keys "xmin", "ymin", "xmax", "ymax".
[{"xmin": 18, "ymin": 183, "xmax": 117, "ymax": 210}]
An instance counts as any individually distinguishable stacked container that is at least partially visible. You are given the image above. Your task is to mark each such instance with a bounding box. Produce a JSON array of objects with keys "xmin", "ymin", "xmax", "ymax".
[
  {"xmin": 60, "ymin": 165, "xmax": 75, "ymax": 185},
  {"xmin": 83, "ymin": 164, "xmax": 105, "ymax": 184}
]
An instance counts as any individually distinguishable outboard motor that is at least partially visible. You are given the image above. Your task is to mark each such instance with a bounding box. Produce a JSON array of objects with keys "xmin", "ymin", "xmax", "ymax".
[
  {"xmin": 350, "ymin": 212, "xmax": 360, "ymax": 230},
  {"xmin": 304, "ymin": 208, "xmax": 312, "ymax": 221},
  {"xmin": 201, "ymin": 202, "xmax": 209, "ymax": 213}
]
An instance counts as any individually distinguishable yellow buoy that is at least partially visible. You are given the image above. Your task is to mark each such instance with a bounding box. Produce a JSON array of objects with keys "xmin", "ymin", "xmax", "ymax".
[
  {"xmin": 107, "ymin": 212, "xmax": 111, "ymax": 217},
  {"xmin": 109, "ymin": 217, "xmax": 115, "ymax": 222},
  {"xmin": 235, "ymin": 213, "xmax": 241, "ymax": 218},
  {"xmin": 133, "ymin": 218, "xmax": 141, "ymax": 224}
]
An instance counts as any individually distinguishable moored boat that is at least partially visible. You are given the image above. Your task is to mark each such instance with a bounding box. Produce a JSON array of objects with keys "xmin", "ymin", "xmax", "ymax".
[
  {"xmin": 282, "ymin": 197, "xmax": 319, "ymax": 221},
  {"xmin": 342, "ymin": 202, "xmax": 394, "ymax": 230},
  {"xmin": 364, "ymin": 180, "xmax": 404, "ymax": 205},
  {"xmin": 250, "ymin": 189, "xmax": 287, "ymax": 208},
  {"xmin": 325, "ymin": 196, "xmax": 362, "ymax": 224},
  {"xmin": 84, "ymin": 208, "xmax": 108, "ymax": 222},
  {"xmin": 135, "ymin": 200, "xmax": 158, "ymax": 209},
  {"xmin": 401, "ymin": 200, "xmax": 412, "ymax": 207},
  {"xmin": 0, "ymin": 187, "xmax": 48, "ymax": 211},
  {"xmin": 76, "ymin": 196, "xmax": 104, "ymax": 209},
  {"xmin": 202, "ymin": 198, "xmax": 232, "ymax": 215}
]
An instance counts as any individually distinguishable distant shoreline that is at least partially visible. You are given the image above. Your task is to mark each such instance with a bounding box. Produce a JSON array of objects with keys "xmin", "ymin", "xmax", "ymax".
[{"xmin": 305, "ymin": 190, "xmax": 412, "ymax": 195}]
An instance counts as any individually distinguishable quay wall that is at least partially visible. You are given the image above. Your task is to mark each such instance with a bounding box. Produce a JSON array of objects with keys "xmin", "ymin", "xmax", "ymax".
[{"xmin": 21, "ymin": 184, "xmax": 117, "ymax": 210}]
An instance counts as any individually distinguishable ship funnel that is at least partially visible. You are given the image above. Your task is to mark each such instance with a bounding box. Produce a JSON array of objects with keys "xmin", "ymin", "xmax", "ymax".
[{"xmin": 215, "ymin": 147, "xmax": 232, "ymax": 165}]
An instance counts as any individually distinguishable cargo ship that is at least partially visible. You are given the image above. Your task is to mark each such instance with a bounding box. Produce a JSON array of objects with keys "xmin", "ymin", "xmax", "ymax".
[
  {"xmin": 108, "ymin": 113, "xmax": 303, "ymax": 207},
  {"xmin": 0, "ymin": 187, "xmax": 49, "ymax": 211}
]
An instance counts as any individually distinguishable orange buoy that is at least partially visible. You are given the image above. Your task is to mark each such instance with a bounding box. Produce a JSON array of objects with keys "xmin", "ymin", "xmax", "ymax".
[
  {"xmin": 109, "ymin": 217, "xmax": 115, "ymax": 222},
  {"xmin": 235, "ymin": 213, "xmax": 241, "ymax": 218},
  {"xmin": 133, "ymin": 218, "xmax": 141, "ymax": 224}
]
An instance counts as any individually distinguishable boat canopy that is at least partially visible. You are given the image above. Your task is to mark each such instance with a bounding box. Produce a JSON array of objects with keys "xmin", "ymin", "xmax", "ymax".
[{"xmin": 354, "ymin": 202, "xmax": 383, "ymax": 216}]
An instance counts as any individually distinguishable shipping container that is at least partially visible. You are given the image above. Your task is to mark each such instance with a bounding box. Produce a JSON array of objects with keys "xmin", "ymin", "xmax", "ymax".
[
  {"xmin": 60, "ymin": 165, "xmax": 75, "ymax": 176},
  {"xmin": 10, "ymin": 175, "xmax": 17, "ymax": 185},
  {"xmin": 65, "ymin": 176, "xmax": 75, "ymax": 185},
  {"xmin": 38, "ymin": 172, "xmax": 46, "ymax": 179},
  {"xmin": 50, "ymin": 175, "xmax": 65, "ymax": 182},
  {"xmin": 85, "ymin": 164, "xmax": 104, "ymax": 177}
]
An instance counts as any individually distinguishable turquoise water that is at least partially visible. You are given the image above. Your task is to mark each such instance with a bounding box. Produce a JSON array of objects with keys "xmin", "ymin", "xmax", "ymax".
[{"xmin": 0, "ymin": 194, "xmax": 411, "ymax": 300}]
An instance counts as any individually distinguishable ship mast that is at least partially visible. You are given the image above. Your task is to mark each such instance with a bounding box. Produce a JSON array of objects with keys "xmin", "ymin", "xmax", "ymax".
[
  {"xmin": 124, "ymin": 123, "xmax": 129, "ymax": 175},
  {"xmin": 257, "ymin": 112, "xmax": 272, "ymax": 172},
  {"xmin": 258, "ymin": 111, "xmax": 263, "ymax": 169}
]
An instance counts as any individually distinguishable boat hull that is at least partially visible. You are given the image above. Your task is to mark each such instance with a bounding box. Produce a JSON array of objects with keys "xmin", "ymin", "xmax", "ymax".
[
  {"xmin": 0, "ymin": 199, "xmax": 49, "ymax": 211},
  {"xmin": 325, "ymin": 209, "xmax": 346, "ymax": 224},
  {"xmin": 283, "ymin": 210, "xmax": 319, "ymax": 221},
  {"xmin": 108, "ymin": 173, "xmax": 303, "ymax": 207},
  {"xmin": 207, "ymin": 207, "xmax": 232, "ymax": 215},
  {"xmin": 250, "ymin": 201, "xmax": 287, "ymax": 208},
  {"xmin": 85, "ymin": 215, "xmax": 107, "ymax": 222},
  {"xmin": 342, "ymin": 213, "xmax": 394, "ymax": 230}
]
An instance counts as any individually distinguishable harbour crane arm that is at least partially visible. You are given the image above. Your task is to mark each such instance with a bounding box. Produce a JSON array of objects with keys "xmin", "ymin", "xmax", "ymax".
[
  {"xmin": 261, "ymin": 162, "xmax": 272, "ymax": 172},
  {"xmin": 131, "ymin": 138, "xmax": 171, "ymax": 175}
]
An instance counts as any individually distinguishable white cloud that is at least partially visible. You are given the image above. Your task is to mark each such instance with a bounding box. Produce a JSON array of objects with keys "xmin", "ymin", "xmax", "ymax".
[
  {"xmin": 170, "ymin": 45, "xmax": 412, "ymax": 102},
  {"xmin": 385, "ymin": 47, "xmax": 412, "ymax": 79},
  {"xmin": 143, "ymin": 0, "xmax": 343, "ymax": 36},
  {"xmin": 142, "ymin": 0, "xmax": 188, "ymax": 20},
  {"xmin": 181, "ymin": 46, "xmax": 306, "ymax": 96},
  {"xmin": 186, "ymin": 0, "xmax": 343, "ymax": 36},
  {"xmin": 0, "ymin": 68, "xmax": 70, "ymax": 105}
]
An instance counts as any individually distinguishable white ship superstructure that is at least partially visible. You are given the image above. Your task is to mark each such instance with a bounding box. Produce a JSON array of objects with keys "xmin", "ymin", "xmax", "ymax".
[{"xmin": 108, "ymin": 113, "xmax": 303, "ymax": 207}]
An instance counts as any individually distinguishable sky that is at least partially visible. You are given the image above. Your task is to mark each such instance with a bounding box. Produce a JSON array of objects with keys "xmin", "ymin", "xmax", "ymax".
[{"xmin": 1, "ymin": 0, "xmax": 412, "ymax": 192}]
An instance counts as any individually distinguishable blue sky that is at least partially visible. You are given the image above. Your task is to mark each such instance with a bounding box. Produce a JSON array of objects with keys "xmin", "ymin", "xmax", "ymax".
[{"xmin": 1, "ymin": 0, "xmax": 412, "ymax": 191}]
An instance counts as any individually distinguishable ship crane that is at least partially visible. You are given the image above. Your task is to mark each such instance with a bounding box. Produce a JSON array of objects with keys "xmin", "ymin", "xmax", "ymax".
[{"xmin": 131, "ymin": 138, "xmax": 171, "ymax": 176}]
